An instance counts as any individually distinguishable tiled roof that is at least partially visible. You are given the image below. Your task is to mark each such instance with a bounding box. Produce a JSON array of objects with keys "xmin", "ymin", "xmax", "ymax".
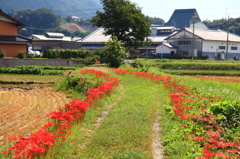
[
  {"xmin": 164, "ymin": 9, "xmax": 207, "ymax": 29},
  {"xmin": 185, "ymin": 28, "xmax": 240, "ymax": 42}
]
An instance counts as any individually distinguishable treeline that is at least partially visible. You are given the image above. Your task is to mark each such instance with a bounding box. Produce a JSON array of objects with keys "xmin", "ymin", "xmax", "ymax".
[{"xmin": 203, "ymin": 17, "xmax": 240, "ymax": 36}]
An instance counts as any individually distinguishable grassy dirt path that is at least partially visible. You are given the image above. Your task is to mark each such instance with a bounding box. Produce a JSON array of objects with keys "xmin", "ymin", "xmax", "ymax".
[{"xmin": 58, "ymin": 65, "xmax": 165, "ymax": 159}]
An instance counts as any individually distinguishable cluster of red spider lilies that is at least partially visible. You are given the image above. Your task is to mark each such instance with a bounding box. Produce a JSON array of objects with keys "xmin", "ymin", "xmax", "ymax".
[
  {"xmin": 2, "ymin": 69, "xmax": 119, "ymax": 159},
  {"xmin": 114, "ymin": 68, "xmax": 239, "ymax": 159}
]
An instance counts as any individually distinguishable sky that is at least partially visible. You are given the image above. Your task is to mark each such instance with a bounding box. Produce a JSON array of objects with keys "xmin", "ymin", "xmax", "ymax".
[{"xmin": 130, "ymin": 0, "xmax": 240, "ymax": 22}]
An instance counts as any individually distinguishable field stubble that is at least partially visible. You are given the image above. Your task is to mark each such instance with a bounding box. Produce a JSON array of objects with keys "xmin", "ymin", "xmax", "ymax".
[{"xmin": 0, "ymin": 85, "xmax": 70, "ymax": 145}]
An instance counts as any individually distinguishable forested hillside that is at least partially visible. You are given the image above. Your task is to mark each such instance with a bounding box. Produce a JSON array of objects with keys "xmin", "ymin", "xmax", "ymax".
[
  {"xmin": 0, "ymin": 0, "xmax": 102, "ymax": 19},
  {"xmin": 203, "ymin": 17, "xmax": 240, "ymax": 36}
]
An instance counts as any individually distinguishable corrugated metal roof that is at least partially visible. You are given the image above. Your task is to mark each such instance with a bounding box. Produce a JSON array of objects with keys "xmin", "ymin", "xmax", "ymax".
[
  {"xmin": 46, "ymin": 32, "xmax": 65, "ymax": 37},
  {"xmin": 185, "ymin": 28, "xmax": 240, "ymax": 42},
  {"xmin": 82, "ymin": 27, "xmax": 111, "ymax": 43},
  {"xmin": 31, "ymin": 34, "xmax": 72, "ymax": 41}
]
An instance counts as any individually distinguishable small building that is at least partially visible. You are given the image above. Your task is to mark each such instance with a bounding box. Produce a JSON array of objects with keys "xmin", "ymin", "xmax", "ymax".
[
  {"xmin": 29, "ymin": 32, "xmax": 81, "ymax": 52},
  {"xmin": 156, "ymin": 42, "xmax": 178, "ymax": 58},
  {"xmin": 0, "ymin": 9, "xmax": 31, "ymax": 57},
  {"xmin": 165, "ymin": 28, "xmax": 240, "ymax": 60},
  {"xmin": 140, "ymin": 26, "xmax": 179, "ymax": 56}
]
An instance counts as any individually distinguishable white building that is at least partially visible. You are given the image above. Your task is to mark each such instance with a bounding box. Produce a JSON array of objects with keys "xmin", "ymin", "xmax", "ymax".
[{"xmin": 164, "ymin": 28, "xmax": 240, "ymax": 60}]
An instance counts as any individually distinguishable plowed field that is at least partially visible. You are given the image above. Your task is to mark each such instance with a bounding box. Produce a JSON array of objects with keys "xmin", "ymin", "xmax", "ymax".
[
  {"xmin": 183, "ymin": 75, "xmax": 240, "ymax": 84},
  {"xmin": 0, "ymin": 85, "xmax": 70, "ymax": 144}
]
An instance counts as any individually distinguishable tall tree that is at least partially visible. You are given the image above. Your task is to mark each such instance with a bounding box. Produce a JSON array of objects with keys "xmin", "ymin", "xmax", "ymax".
[{"xmin": 91, "ymin": 0, "xmax": 152, "ymax": 49}]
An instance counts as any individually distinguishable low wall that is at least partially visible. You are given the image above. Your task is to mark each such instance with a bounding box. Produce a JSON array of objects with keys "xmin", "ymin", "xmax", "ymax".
[{"xmin": 0, "ymin": 59, "xmax": 84, "ymax": 68}]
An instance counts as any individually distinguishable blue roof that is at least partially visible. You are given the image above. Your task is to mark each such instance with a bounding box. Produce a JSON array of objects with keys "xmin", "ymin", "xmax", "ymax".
[{"xmin": 164, "ymin": 9, "xmax": 200, "ymax": 29}]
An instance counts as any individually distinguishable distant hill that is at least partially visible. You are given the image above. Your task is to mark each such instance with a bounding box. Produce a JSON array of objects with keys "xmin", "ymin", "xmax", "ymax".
[{"xmin": 0, "ymin": 0, "xmax": 103, "ymax": 19}]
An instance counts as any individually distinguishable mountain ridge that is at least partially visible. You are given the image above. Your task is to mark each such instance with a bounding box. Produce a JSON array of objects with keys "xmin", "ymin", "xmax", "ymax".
[{"xmin": 0, "ymin": 0, "xmax": 102, "ymax": 19}]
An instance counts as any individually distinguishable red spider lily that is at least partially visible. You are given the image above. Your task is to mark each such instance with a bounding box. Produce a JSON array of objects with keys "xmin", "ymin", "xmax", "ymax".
[
  {"xmin": 3, "ymin": 69, "xmax": 119, "ymax": 158},
  {"xmin": 114, "ymin": 68, "xmax": 239, "ymax": 159}
]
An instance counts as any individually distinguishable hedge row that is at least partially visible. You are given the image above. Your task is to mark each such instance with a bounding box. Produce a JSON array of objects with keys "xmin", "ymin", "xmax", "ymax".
[
  {"xmin": 43, "ymin": 49, "xmax": 91, "ymax": 59},
  {"xmin": 163, "ymin": 70, "xmax": 240, "ymax": 76},
  {"xmin": 0, "ymin": 65, "xmax": 82, "ymax": 75},
  {"xmin": 161, "ymin": 63, "xmax": 240, "ymax": 70}
]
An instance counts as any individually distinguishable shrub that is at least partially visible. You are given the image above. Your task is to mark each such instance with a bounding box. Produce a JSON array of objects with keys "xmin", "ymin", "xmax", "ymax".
[
  {"xmin": 17, "ymin": 51, "xmax": 26, "ymax": 59},
  {"xmin": 0, "ymin": 50, "xmax": 5, "ymax": 58}
]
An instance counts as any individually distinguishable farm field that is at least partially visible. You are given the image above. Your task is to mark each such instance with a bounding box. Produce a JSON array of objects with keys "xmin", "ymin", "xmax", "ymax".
[
  {"xmin": 183, "ymin": 75, "xmax": 240, "ymax": 84},
  {"xmin": 0, "ymin": 74, "xmax": 70, "ymax": 145},
  {"xmin": 0, "ymin": 63, "xmax": 239, "ymax": 159}
]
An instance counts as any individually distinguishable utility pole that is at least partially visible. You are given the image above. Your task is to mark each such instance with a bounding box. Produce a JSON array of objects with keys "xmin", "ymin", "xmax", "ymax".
[
  {"xmin": 192, "ymin": 16, "xmax": 196, "ymax": 60},
  {"xmin": 226, "ymin": 16, "xmax": 230, "ymax": 60}
]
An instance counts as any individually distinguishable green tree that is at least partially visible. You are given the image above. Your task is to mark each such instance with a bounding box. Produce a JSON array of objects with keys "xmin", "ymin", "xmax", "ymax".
[
  {"xmin": 91, "ymin": 0, "xmax": 152, "ymax": 49},
  {"xmin": 103, "ymin": 36, "xmax": 129, "ymax": 68},
  {"xmin": 147, "ymin": 16, "xmax": 165, "ymax": 25}
]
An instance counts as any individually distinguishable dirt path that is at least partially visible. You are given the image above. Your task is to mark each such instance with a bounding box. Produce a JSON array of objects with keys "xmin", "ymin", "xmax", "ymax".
[
  {"xmin": 80, "ymin": 65, "xmax": 165, "ymax": 159},
  {"xmin": 0, "ymin": 85, "xmax": 70, "ymax": 144}
]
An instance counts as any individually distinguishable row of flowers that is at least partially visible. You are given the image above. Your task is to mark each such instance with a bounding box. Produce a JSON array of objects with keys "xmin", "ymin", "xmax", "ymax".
[
  {"xmin": 114, "ymin": 68, "xmax": 239, "ymax": 159},
  {"xmin": 2, "ymin": 69, "xmax": 120, "ymax": 158}
]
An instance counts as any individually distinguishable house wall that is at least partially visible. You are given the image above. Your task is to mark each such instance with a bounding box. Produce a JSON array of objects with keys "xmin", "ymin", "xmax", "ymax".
[
  {"xmin": 202, "ymin": 41, "xmax": 240, "ymax": 60},
  {"xmin": 0, "ymin": 44, "xmax": 27, "ymax": 57},
  {"xmin": 156, "ymin": 45, "xmax": 176, "ymax": 54},
  {"xmin": 32, "ymin": 41, "xmax": 81, "ymax": 52},
  {"xmin": 0, "ymin": 20, "xmax": 18, "ymax": 36},
  {"xmin": 168, "ymin": 30, "xmax": 202, "ymax": 56}
]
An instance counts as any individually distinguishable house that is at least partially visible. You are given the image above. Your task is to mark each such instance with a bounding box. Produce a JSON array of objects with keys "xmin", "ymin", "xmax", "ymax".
[
  {"xmin": 0, "ymin": 9, "xmax": 31, "ymax": 57},
  {"xmin": 29, "ymin": 32, "xmax": 81, "ymax": 52},
  {"xmin": 81, "ymin": 26, "xmax": 179, "ymax": 55},
  {"xmin": 141, "ymin": 26, "xmax": 179, "ymax": 56},
  {"xmin": 164, "ymin": 28, "xmax": 240, "ymax": 60},
  {"xmin": 164, "ymin": 8, "xmax": 208, "ymax": 30}
]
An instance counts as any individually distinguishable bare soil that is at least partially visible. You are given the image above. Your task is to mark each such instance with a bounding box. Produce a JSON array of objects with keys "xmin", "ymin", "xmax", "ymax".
[
  {"xmin": 183, "ymin": 75, "xmax": 240, "ymax": 84},
  {"xmin": 0, "ymin": 85, "xmax": 70, "ymax": 144},
  {"xmin": 61, "ymin": 23, "xmax": 87, "ymax": 32}
]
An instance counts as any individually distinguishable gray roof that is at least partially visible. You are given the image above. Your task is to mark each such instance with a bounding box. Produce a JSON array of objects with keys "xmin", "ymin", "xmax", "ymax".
[
  {"xmin": 184, "ymin": 28, "xmax": 240, "ymax": 42},
  {"xmin": 82, "ymin": 27, "xmax": 111, "ymax": 43}
]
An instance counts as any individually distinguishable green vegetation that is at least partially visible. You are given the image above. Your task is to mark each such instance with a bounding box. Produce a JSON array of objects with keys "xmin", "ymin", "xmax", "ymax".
[
  {"xmin": 102, "ymin": 36, "xmax": 129, "ymax": 67},
  {"xmin": 56, "ymin": 72, "xmax": 104, "ymax": 99},
  {"xmin": 0, "ymin": 50, "xmax": 5, "ymax": 58},
  {"xmin": 17, "ymin": 51, "xmax": 26, "ymax": 59},
  {"xmin": 43, "ymin": 49, "xmax": 91, "ymax": 59},
  {"xmin": 147, "ymin": 16, "xmax": 165, "ymax": 25},
  {"xmin": 203, "ymin": 17, "xmax": 240, "ymax": 36},
  {"xmin": 0, "ymin": 65, "xmax": 83, "ymax": 75},
  {"xmin": 129, "ymin": 58, "xmax": 240, "ymax": 76},
  {"xmin": 91, "ymin": 0, "xmax": 152, "ymax": 49}
]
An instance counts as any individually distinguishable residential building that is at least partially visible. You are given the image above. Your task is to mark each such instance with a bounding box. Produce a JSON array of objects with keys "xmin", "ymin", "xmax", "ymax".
[
  {"xmin": 29, "ymin": 32, "xmax": 81, "ymax": 52},
  {"xmin": 163, "ymin": 28, "xmax": 240, "ymax": 60},
  {"xmin": 0, "ymin": 9, "xmax": 31, "ymax": 57}
]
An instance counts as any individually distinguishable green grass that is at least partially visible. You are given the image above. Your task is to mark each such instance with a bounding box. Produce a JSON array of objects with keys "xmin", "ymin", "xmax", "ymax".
[
  {"xmin": 162, "ymin": 70, "xmax": 240, "ymax": 76},
  {"xmin": 52, "ymin": 69, "xmax": 168, "ymax": 159}
]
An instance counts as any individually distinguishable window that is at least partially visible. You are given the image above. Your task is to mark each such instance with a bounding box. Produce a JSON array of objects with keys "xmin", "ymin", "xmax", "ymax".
[
  {"xmin": 231, "ymin": 47, "xmax": 238, "ymax": 50},
  {"xmin": 178, "ymin": 41, "xmax": 191, "ymax": 44},
  {"xmin": 219, "ymin": 46, "xmax": 225, "ymax": 50}
]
